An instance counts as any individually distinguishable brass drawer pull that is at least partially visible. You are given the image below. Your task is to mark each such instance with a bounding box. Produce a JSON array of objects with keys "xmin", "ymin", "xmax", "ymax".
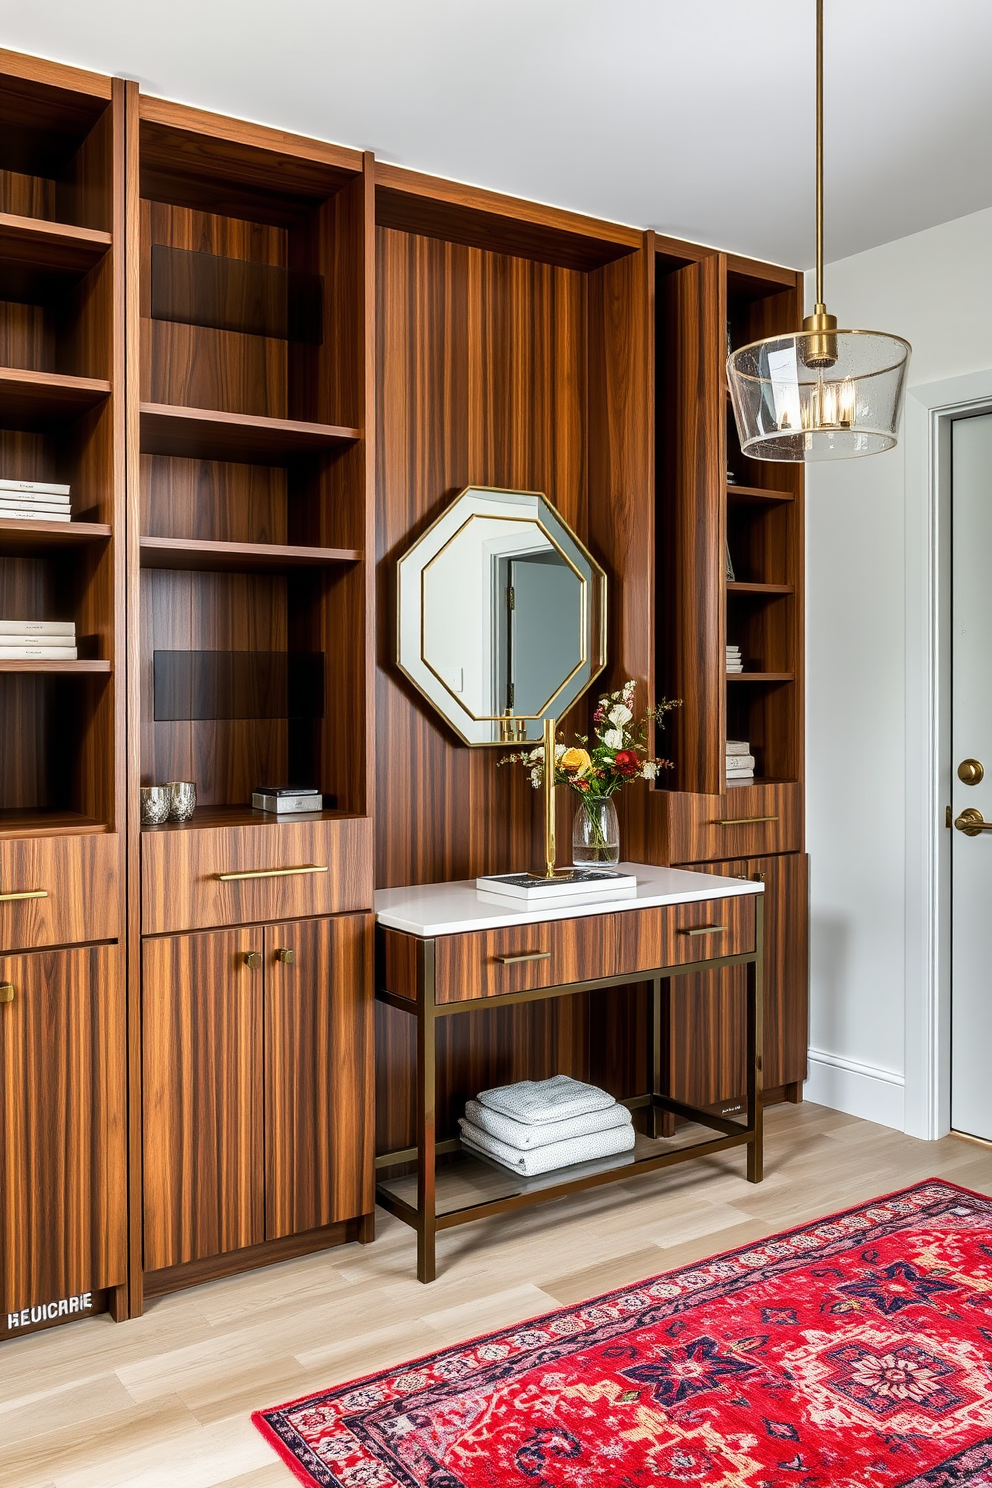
[
  {"xmin": 496, "ymin": 951, "xmax": 551, "ymax": 965},
  {"xmin": 715, "ymin": 815, "xmax": 778, "ymax": 826},
  {"xmin": 0, "ymin": 889, "xmax": 47, "ymax": 902},
  {"xmin": 276, "ymin": 947, "xmax": 296, "ymax": 964},
  {"xmin": 0, "ymin": 982, "xmax": 13, "ymax": 1004},
  {"xmin": 679, "ymin": 924, "xmax": 728, "ymax": 937},
  {"xmin": 243, "ymin": 951, "xmax": 262, "ymax": 970},
  {"xmin": 215, "ymin": 864, "xmax": 328, "ymax": 882}
]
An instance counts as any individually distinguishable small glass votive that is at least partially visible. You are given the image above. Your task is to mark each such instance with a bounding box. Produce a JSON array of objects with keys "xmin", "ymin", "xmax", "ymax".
[
  {"xmin": 141, "ymin": 785, "xmax": 171, "ymax": 824},
  {"xmin": 166, "ymin": 781, "xmax": 197, "ymax": 822}
]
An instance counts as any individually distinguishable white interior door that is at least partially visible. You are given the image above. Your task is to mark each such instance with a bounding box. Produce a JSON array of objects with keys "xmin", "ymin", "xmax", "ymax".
[{"xmin": 951, "ymin": 411, "xmax": 992, "ymax": 1141}]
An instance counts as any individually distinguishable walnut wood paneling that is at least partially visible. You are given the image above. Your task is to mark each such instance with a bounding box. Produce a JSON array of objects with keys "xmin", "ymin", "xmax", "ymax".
[
  {"xmin": 142, "ymin": 926, "xmax": 262, "ymax": 1271},
  {"xmin": 0, "ymin": 831, "xmax": 119, "ymax": 949},
  {"xmin": 140, "ymin": 814, "xmax": 372, "ymax": 934},
  {"xmin": 0, "ymin": 942, "xmax": 126, "ymax": 1321},
  {"xmin": 264, "ymin": 913, "xmax": 373, "ymax": 1239}
]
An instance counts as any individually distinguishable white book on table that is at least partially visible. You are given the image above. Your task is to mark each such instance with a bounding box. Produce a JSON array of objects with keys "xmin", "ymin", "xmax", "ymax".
[
  {"xmin": 0, "ymin": 647, "xmax": 78, "ymax": 659},
  {"xmin": 0, "ymin": 621, "xmax": 75, "ymax": 637},
  {"xmin": 0, "ymin": 636, "xmax": 76, "ymax": 648},
  {"xmin": 0, "ymin": 479, "xmax": 71, "ymax": 496}
]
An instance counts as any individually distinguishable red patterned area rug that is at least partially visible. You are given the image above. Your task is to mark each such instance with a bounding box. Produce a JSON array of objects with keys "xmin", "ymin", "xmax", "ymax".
[{"xmin": 253, "ymin": 1180, "xmax": 992, "ymax": 1487}]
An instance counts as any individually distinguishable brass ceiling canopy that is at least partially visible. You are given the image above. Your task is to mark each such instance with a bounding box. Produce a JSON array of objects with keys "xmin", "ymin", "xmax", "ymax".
[{"xmin": 727, "ymin": 0, "xmax": 911, "ymax": 462}]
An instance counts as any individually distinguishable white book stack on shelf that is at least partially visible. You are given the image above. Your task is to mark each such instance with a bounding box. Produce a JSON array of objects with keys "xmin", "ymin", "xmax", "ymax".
[
  {"xmin": 726, "ymin": 644, "xmax": 743, "ymax": 674},
  {"xmin": 0, "ymin": 479, "xmax": 72, "ymax": 523},
  {"xmin": 0, "ymin": 620, "xmax": 77, "ymax": 660},
  {"xmin": 726, "ymin": 739, "xmax": 755, "ymax": 784}
]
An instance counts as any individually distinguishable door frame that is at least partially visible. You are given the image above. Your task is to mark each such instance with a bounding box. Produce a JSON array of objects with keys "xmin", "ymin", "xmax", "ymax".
[{"xmin": 905, "ymin": 368, "xmax": 992, "ymax": 1139}]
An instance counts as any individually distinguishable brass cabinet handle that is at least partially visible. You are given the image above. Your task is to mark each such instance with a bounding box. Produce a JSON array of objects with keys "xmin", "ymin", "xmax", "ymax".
[
  {"xmin": 0, "ymin": 889, "xmax": 48, "ymax": 902},
  {"xmin": 215, "ymin": 864, "xmax": 328, "ymax": 882},
  {"xmin": 678, "ymin": 925, "xmax": 728, "ymax": 937},
  {"xmin": 243, "ymin": 951, "xmax": 262, "ymax": 970},
  {"xmin": 714, "ymin": 815, "xmax": 778, "ymax": 826},
  {"xmin": 0, "ymin": 982, "xmax": 13, "ymax": 1004},
  {"xmin": 954, "ymin": 808, "xmax": 992, "ymax": 837},
  {"xmin": 496, "ymin": 951, "xmax": 551, "ymax": 965},
  {"xmin": 276, "ymin": 947, "xmax": 296, "ymax": 964}
]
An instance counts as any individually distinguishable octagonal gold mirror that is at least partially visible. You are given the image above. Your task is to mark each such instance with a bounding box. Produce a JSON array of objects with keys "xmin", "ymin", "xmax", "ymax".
[{"xmin": 397, "ymin": 486, "xmax": 607, "ymax": 745}]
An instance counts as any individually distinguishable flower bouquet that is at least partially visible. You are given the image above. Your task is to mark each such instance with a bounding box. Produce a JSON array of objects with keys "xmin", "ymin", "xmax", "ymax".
[{"xmin": 500, "ymin": 682, "xmax": 680, "ymax": 865}]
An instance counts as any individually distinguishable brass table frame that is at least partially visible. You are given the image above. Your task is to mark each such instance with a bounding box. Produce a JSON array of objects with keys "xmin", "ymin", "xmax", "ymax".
[{"xmin": 375, "ymin": 895, "xmax": 764, "ymax": 1283}]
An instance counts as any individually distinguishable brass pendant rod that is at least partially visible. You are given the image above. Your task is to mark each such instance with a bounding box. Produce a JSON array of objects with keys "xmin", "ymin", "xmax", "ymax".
[{"xmin": 815, "ymin": 0, "xmax": 824, "ymax": 310}]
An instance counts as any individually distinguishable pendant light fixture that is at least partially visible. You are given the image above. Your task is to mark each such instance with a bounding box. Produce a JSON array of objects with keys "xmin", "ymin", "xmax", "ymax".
[{"xmin": 727, "ymin": 0, "xmax": 910, "ymax": 461}]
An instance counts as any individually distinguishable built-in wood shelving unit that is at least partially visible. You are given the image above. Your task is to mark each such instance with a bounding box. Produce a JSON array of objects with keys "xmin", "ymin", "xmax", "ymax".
[{"xmin": 138, "ymin": 535, "xmax": 361, "ymax": 572}]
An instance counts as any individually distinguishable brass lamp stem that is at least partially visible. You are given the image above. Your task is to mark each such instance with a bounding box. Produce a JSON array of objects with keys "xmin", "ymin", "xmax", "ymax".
[
  {"xmin": 802, "ymin": 0, "xmax": 838, "ymax": 366},
  {"xmin": 543, "ymin": 715, "xmax": 557, "ymax": 878}
]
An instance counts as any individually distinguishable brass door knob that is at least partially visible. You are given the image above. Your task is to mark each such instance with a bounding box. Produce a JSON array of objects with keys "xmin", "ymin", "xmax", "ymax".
[
  {"xmin": 276, "ymin": 947, "xmax": 295, "ymax": 964},
  {"xmin": 958, "ymin": 758, "xmax": 985, "ymax": 785},
  {"xmin": 0, "ymin": 982, "xmax": 13, "ymax": 1004},
  {"xmin": 954, "ymin": 808, "xmax": 992, "ymax": 837},
  {"xmin": 243, "ymin": 950, "xmax": 262, "ymax": 970}
]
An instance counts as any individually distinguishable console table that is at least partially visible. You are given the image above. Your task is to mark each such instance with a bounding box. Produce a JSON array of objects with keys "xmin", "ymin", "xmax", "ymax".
[{"xmin": 374, "ymin": 863, "xmax": 764, "ymax": 1282}]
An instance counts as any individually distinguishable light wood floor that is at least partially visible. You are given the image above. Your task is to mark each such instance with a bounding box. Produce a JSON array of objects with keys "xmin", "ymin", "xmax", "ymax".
[{"xmin": 3, "ymin": 1102, "xmax": 991, "ymax": 1488}]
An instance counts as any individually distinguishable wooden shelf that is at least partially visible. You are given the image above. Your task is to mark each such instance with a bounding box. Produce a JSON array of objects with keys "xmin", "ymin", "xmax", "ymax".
[
  {"xmin": 0, "ymin": 213, "xmax": 111, "ymax": 276},
  {"xmin": 0, "ymin": 658, "xmax": 111, "ymax": 674},
  {"xmin": 142, "ymin": 803, "xmax": 359, "ymax": 832},
  {"xmin": 727, "ymin": 581, "xmax": 795, "ymax": 596},
  {"xmin": 0, "ymin": 518, "xmax": 111, "ymax": 553},
  {"xmin": 0, "ymin": 367, "xmax": 112, "ymax": 425},
  {"xmin": 139, "ymin": 535, "xmax": 361, "ymax": 573},
  {"xmin": 0, "ymin": 809, "xmax": 108, "ymax": 840},
  {"xmin": 727, "ymin": 484, "xmax": 794, "ymax": 505},
  {"xmin": 139, "ymin": 403, "xmax": 361, "ymax": 462},
  {"xmin": 727, "ymin": 671, "xmax": 794, "ymax": 683}
]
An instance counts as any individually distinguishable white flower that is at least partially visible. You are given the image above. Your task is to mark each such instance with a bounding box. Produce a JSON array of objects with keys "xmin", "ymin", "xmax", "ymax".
[
  {"xmin": 608, "ymin": 703, "xmax": 632, "ymax": 727},
  {"xmin": 555, "ymin": 743, "xmax": 568, "ymax": 760},
  {"xmin": 603, "ymin": 728, "xmax": 624, "ymax": 749},
  {"xmin": 642, "ymin": 761, "xmax": 657, "ymax": 780},
  {"xmin": 529, "ymin": 769, "xmax": 542, "ymax": 788}
]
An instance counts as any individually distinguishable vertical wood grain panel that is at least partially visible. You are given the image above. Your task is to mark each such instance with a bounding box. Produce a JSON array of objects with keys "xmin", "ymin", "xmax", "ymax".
[
  {"xmin": 142, "ymin": 926, "xmax": 262, "ymax": 1271},
  {"xmin": 264, "ymin": 913, "xmax": 373, "ymax": 1238},
  {"xmin": 0, "ymin": 943, "xmax": 126, "ymax": 1314}
]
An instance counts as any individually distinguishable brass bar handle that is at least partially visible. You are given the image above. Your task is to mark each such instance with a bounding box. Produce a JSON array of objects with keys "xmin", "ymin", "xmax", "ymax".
[
  {"xmin": 715, "ymin": 815, "xmax": 778, "ymax": 826},
  {"xmin": 678, "ymin": 925, "xmax": 728, "ymax": 937},
  {"xmin": 496, "ymin": 951, "xmax": 552, "ymax": 965},
  {"xmin": 954, "ymin": 808, "xmax": 992, "ymax": 837},
  {"xmin": 0, "ymin": 982, "xmax": 13, "ymax": 1004},
  {"xmin": 214, "ymin": 864, "xmax": 328, "ymax": 882},
  {"xmin": 0, "ymin": 889, "xmax": 48, "ymax": 902}
]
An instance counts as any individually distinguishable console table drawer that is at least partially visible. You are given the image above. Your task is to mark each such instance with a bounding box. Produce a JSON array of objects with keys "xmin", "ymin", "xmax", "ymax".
[
  {"xmin": 433, "ymin": 917, "xmax": 619, "ymax": 1003},
  {"xmin": 616, "ymin": 894, "xmax": 755, "ymax": 976}
]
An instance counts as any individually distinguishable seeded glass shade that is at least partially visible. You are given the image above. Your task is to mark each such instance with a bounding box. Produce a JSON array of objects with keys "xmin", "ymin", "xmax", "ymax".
[{"xmin": 727, "ymin": 329, "xmax": 911, "ymax": 461}]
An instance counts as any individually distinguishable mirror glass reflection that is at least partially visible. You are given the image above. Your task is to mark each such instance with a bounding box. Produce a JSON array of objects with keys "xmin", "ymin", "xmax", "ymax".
[{"xmin": 397, "ymin": 488, "xmax": 606, "ymax": 745}]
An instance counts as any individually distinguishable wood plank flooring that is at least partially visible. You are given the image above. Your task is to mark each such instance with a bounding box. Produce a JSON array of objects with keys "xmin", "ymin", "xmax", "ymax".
[{"xmin": 2, "ymin": 1102, "xmax": 991, "ymax": 1487}]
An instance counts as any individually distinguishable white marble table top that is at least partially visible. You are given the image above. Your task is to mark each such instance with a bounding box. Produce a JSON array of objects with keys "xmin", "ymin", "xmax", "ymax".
[{"xmin": 374, "ymin": 861, "xmax": 763, "ymax": 937}]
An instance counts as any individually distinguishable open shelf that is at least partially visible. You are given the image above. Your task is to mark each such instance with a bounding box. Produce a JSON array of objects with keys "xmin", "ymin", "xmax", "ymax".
[
  {"xmin": 0, "ymin": 213, "xmax": 111, "ymax": 301},
  {"xmin": 0, "ymin": 808, "xmax": 107, "ymax": 839},
  {"xmin": 139, "ymin": 403, "xmax": 360, "ymax": 463},
  {"xmin": 727, "ymin": 581, "xmax": 794, "ymax": 597},
  {"xmin": 0, "ymin": 518, "xmax": 111, "ymax": 553},
  {"xmin": 0, "ymin": 367, "xmax": 111, "ymax": 424},
  {"xmin": 0, "ymin": 658, "xmax": 110, "ymax": 673},
  {"xmin": 139, "ymin": 535, "xmax": 361, "ymax": 573},
  {"xmin": 727, "ymin": 671, "xmax": 793, "ymax": 683},
  {"xmin": 727, "ymin": 483, "xmax": 793, "ymax": 505},
  {"xmin": 142, "ymin": 803, "xmax": 358, "ymax": 832}
]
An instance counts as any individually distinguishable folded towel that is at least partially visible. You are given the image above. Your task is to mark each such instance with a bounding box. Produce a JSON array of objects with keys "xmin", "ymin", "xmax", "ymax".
[
  {"xmin": 465, "ymin": 1097, "xmax": 632, "ymax": 1150},
  {"xmin": 476, "ymin": 1075, "xmax": 615, "ymax": 1125},
  {"xmin": 725, "ymin": 753, "xmax": 755, "ymax": 770},
  {"xmin": 459, "ymin": 1118, "xmax": 636, "ymax": 1176}
]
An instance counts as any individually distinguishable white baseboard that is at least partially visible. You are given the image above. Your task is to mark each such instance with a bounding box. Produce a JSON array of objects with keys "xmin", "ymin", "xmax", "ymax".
[{"xmin": 804, "ymin": 1048, "xmax": 906, "ymax": 1131}]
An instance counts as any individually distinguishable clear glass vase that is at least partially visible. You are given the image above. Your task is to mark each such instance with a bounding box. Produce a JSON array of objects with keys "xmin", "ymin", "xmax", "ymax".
[{"xmin": 572, "ymin": 794, "xmax": 620, "ymax": 866}]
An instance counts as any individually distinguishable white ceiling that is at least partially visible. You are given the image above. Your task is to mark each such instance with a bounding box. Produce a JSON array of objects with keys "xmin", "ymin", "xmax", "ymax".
[{"xmin": 4, "ymin": 0, "xmax": 992, "ymax": 269}]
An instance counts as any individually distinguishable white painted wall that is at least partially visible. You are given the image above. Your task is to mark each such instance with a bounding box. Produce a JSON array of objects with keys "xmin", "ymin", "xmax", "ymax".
[{"xmin": 805, "ymin": 205, "xmax": 992, "ymax": 1130}]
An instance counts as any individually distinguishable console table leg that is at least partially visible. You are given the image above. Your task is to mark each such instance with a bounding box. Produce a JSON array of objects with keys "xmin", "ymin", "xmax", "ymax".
[
  {"xmin": 746, "ymin": 902, "xmax": 765, "ymax": 1184},
  {"xmin": 416, "ymin": 945, "xmax": 438, "ymax": 1283}
]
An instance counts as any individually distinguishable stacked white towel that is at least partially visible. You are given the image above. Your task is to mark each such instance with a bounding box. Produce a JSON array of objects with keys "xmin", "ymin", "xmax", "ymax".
[
  {"xmin": 458, "ymin": 1075, "xmax": 635, "ymax": 1177},
  {"xmin": 726, "ymin": 738, "xmax": 754, "ymax": 782}
]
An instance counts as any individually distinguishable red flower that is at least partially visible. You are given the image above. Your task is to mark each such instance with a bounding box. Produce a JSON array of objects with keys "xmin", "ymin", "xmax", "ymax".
[{"xmin": 614, "ymin": 749, "xmax": 640, "ymax": 776}]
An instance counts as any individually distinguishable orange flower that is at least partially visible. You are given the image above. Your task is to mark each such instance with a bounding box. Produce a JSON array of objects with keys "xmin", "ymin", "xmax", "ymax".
[{"xmin": 559, "ymin": 747, "xmax": 593, "ymax": 777}]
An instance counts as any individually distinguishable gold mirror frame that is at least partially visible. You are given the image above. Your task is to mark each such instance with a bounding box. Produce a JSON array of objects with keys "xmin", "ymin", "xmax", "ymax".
[{"xmin": 396, "ymin": 486, "xmax": 607, "ymax": 746}]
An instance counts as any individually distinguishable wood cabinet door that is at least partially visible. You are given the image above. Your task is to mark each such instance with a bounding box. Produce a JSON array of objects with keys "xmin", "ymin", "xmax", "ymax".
[
  {"xmin": 264, "ymin": 914, "xmax": 373, "ymax": 1240},
  {"xmin": 666, "ymin": 852, "xmax": 809, "ymax": 1110},
  {"xmin": 0, "ymin": 944, "xmax": 126, "ymax": 1318},
  {"xmin": 142, "ymin": 927, "xmax": 263, "ymax": 1272}
]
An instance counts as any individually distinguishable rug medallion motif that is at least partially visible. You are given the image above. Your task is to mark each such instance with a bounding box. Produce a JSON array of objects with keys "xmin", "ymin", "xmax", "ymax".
[{"xmin": 254, "ymin": 1180, "xmax": 992, "ymax": 1487}]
